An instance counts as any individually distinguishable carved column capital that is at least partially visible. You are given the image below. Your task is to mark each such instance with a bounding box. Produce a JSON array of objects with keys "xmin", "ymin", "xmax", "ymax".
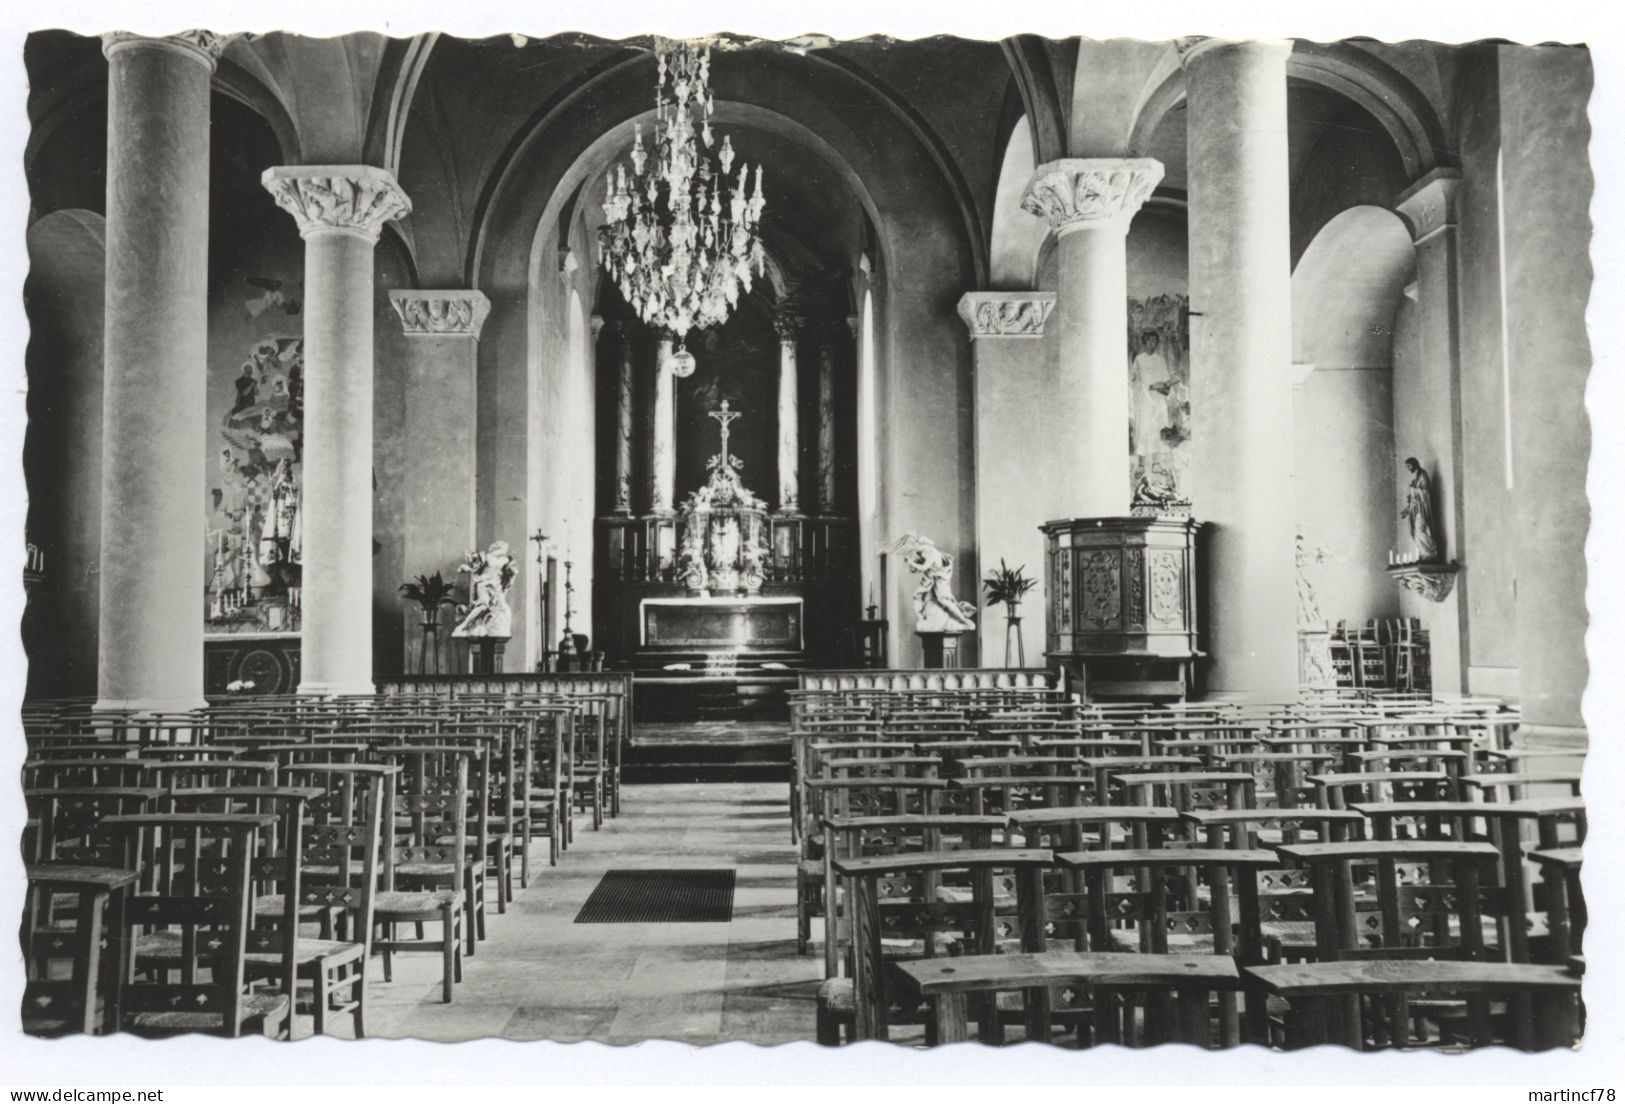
[
  {"xmin": 772, "ymin": 314, "xmax": 802, "ymax": 345},
  {"xmin": 102, "ymin": 31, "xmax": 240, "ymax": 71},
  {"xmin": 956, "ymin": 291, "xmax": 1058, "ymax": 339},
  {"xmin": 1022, "ymin": 158, "xmax": 1165, "ymax": 235},
  {"xmin": 1395, "ymin": 168, "xmax": 1464, "ymax": 244},
  {"xmin": 261, "ymin": 165, "xmax": 411, "ymax": 244},
  {"xmin": 387, "ymin": 290, "xmax": 491, "ymax": 339}
]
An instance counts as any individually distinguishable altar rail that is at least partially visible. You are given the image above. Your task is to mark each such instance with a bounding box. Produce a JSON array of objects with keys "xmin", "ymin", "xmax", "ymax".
[
  {"xmin": 795, "ymin": 668, "xmax": 1062, "ymax": 693},
  {"xmin": 378, "ymin": 672, "xmax": 632, "ymax": 747}
]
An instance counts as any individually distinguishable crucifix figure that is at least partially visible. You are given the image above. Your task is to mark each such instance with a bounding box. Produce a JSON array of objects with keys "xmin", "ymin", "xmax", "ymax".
[{"xmin": 709, "ymin": 399, "xmax": 742, "ymax": 468}]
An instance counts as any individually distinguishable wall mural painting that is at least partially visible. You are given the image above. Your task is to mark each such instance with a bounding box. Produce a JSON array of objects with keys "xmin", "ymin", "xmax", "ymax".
[
  {"xmin": 1127, "ymin": 293, "xmax": 1192, "ymax": 515},
  {"xmin": 206, "ymin": 334, "xmax": 304, "ymax": 633}
]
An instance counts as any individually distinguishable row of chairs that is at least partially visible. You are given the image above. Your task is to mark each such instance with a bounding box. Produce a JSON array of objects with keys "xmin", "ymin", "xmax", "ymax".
[
  {"xmin": 20, "ymin": 688, "xmax": 625, "ymax": 1038},
  {"xmin": 787, "ymin": 687, "xmax": 1585, "ymax": 1050}
]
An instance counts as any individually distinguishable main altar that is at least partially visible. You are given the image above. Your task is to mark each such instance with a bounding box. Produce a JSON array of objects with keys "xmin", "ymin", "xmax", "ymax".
[{"xmin": 596, "ymin": 400, "xmax": 857, "ymax": 720}]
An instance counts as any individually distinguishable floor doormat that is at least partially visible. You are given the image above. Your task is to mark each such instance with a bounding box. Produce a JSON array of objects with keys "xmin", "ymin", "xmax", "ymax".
[{"xmin": 574, "ymin": 868, "xmax": 737, "ymax": 923}]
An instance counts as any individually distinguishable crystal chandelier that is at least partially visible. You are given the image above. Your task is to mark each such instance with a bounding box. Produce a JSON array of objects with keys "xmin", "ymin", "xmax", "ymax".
[{"xmin": 599, "ymin": 39, "xmax": 766, "ymax": 377}]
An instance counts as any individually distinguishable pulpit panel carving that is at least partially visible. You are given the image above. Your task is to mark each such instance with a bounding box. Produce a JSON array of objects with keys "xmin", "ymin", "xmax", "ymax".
[
  {"xmin": 1079, "ymin": 550, "xmax": 1122, "ymax": 630},
  {"xmin": 1148, "ymin": 550, "xmax": 1184, "ymax": 627}
]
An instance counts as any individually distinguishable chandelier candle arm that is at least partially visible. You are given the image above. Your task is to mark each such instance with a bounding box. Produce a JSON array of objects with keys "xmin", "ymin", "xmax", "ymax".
[{"xmin": 599, "ymin": 39, "xmax": 766, "ymax": 361}]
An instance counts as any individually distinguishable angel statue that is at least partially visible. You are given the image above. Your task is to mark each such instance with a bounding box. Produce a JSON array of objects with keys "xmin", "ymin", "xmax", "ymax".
[
  {"xmin": 452, "ymin": 540, "xmax": 517, "ymax": 638},
  {"xmin": 888, "ymin": 533, "xmax": 977, "ymax": 633}
]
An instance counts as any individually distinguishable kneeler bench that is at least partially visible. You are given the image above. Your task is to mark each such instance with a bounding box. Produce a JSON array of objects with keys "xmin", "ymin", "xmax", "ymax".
[
  {"xmin": 1246, "ymin": 960, "xmax": 1582, "ymax": 1051},
  {"xmin": 894, "ymin": 952, "xmax": 1240, "ymax": 1046}
]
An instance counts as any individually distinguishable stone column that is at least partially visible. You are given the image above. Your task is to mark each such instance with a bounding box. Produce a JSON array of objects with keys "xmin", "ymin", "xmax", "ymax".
[
  {"xmin": 95, "ymin": 32, "xmax": 231, "ymax": 711},
  {"xmin": 606, "ymin": 319, "xmax": 634, "ymax": 516},
  {"xmin": 263, "ymin": 165, "xmax": 411, "ymax": 695},
  {"xmin": 1181, "ymin": 39, "xmax": 1298, "ymax": 697},
  {"xmin": 387, "ymin": 290, "xmax": 488, "ymax": 671},
  {"xmin": 651, "ymin": 333, "xmax": 676, "ymax": 515},
  {"xmin": 1022, "ymin": 157, "xmax": 1163, "ymax": 517},
  {"xmin": 815, "ymin": 324, "xmax": 843, "ymax": 513},
  {"xmin": 774, "ymin": 315, "xmax": 802, "ymax": 513},
  {"xmin": 1394, "ymin": 169, "xmax": 1468, "ymax": 694},
  {"xmin": 959, "ymin": 291, "xmax": 1058, "ymax": 664}
]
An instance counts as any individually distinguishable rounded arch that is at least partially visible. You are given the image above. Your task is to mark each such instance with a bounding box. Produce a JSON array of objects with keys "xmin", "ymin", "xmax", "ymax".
[
  {"xmin": 24, "ymin": 208, "xmax": 108, "ymax": 699},
  {"xmin": 470, "ymin": 50, "xmax": 983, "ymax": 669},
  {"xmin": 487, "ymin": 99, "xmax": 890, "ymax": 298},
  {"xmin": 1291, "ymin": 204, "xmax": 1415, "ymax": 632},
  {"xmin": 988, "ymin": 114, "xmax": 1047, "ymax": 289},
  {"xmin": 1292, "ymin": 205, "xmax": 1416, "ymax": 369},
  {"xmin": 1126, "ymin": 41, "xmax": 1447, "ymax": 180}
]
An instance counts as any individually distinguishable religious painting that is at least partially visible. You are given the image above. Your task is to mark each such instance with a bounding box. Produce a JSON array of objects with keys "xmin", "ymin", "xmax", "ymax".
[
  {"xmin": 205, "ymin": 334, "xmax": 305, "ymax": 633},
  {"xmin": 1127, "ymin": 293, "xmax": 1192, "ymax": 513}
]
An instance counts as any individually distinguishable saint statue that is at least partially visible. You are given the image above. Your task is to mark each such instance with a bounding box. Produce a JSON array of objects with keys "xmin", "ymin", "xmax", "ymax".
[
  {"xmin": 1400, "ymin": 456, "xmax": 1440, "ymax": 562},
  {"xmin": 1130, "ymin": 330, "xmax": 1174, "ymax": 457},
  {"xmin": 889, "ymin": 533, "xmax": 977, "ymax": 633},
  {"xmin": 453, "ymin": 540, "xmax": 517, "ymax": 638}
]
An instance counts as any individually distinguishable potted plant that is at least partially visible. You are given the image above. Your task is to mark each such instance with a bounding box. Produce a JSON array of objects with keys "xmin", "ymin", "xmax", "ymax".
[
  {"xmin": 982, "ymin": 559, "xmax": 1037, "ymax": 667},
  {"xmin": 399, "ymin": 571, "xmax": 458, "ymax": 627},
  {"xmin": 400, "ymin": 570, "xmax": 458, "ymax": 675}
]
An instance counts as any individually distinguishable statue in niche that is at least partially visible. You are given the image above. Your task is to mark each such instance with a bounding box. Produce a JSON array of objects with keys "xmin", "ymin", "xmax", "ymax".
[
  {"xmin": 453, "ymin": 540, "xmax": 517, "ymax": 638},
  {"xmin": 889, "ymin": 534, "xmax": 977, "ymax": 633},
  {"xmin": 1400, "ymin": 457, "xmax": 1441, "ymax": 562}
]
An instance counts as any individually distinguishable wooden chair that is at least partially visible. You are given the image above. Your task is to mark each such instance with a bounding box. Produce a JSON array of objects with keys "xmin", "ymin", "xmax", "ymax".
[
  {"xmin": 374, "ymin": 747, "xmax": 468, "ymax": 1002},
  {"xmin": 259, "ymin": 765, "xmax": 387, "ymax": 1037},
  {"xmin": 163, "ymin": 786, "xmax": 317, "ymax": 1008},
  {"xmin": 23, "ymin": 757, "xmax": 159, "ymax": 790},
  {"xmin": 102, "ymin": 812, "xmax": 291, "ymax": 1038},
  {"xmin": 814, "ymin": 814, "xmax": 1011, "ymax": 1038},
  {"xmin": 25, "ymin": 787, "xmax": 163, "ymax": 867},
  {"xmin": 796, "ymin": 773, "xmax": 949, "ymax": 955},
  {"xmin": 517, "ymin": 706, "xmax": 571, "ymax": 865},
  {"xmin": 824, "ymin": 848, "xmax": 1055, "ymax": 1044},
  {"xmin": 1246, "ymin": 960, "xmax": 1581, "ymax": 1050},
  {"xmin": 895, "ymin": 951, "xmax": 1240, "ymax": 1048},
  {"xmin": 1270, "ymin": 838, "xmax": 1505, "ymax": 1048},
  {"xmin": 421, "ymin": 727, "xmax": 505, "ymax": 928},
  {"xmin": 1057, "ymin": 845, "xmax": 1282, "ymax": 1044},
  {"xmin": 22, "ymin": 865, "xmax": 140, "ymax": 1036},
  {"xmin": 1529, "ymin": 848, "xmax": 1584, "ymax": 963},
  {"xmin": 1310, "ymin": 770, "xmax": 1455, "ymax": 810},
  {"xmin": 1009, "ymin": 806, "xmax": 1185, "ymax": 952},
  {"xmin": 1352, "ymin": 798, "xmax": 1585, "ymax": 964}
]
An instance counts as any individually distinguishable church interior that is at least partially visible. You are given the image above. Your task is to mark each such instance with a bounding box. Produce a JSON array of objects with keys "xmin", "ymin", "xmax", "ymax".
[{"xmin": 18, "ymin": 30, "xmax": 1594, "ymax": 1050}]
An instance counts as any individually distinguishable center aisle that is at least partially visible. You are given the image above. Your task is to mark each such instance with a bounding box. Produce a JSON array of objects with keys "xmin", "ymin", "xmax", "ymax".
[{"xmin": 363, "ymin": 782, "xmax": 823, "ymax": 1044}]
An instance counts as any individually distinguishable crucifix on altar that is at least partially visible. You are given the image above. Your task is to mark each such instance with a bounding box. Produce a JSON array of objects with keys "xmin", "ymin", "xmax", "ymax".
[{"xmin": 709, "ymin": 398, "xmax": 742, "ymax": 471}]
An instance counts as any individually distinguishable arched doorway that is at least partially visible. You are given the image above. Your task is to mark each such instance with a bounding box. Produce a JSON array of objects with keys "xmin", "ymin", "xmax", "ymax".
[{"xmin": 1290, "ymin": 204, "xmax": 1413, "ymax": 642}]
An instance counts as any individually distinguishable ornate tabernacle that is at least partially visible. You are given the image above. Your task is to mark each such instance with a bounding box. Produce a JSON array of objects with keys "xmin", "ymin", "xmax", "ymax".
[
  {"xmin": 675, "ymin": 401, "xmax": 772, "ymax": 593},
  {"xmin": 1042, "ymin": 515, "xmax": 1204, "ymax": 699}
]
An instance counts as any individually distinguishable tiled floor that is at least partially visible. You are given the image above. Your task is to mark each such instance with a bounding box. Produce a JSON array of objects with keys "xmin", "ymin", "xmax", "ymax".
[{"xmin": 339, "ymin": 781, "xmax": 823, "ymax": 1045}]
